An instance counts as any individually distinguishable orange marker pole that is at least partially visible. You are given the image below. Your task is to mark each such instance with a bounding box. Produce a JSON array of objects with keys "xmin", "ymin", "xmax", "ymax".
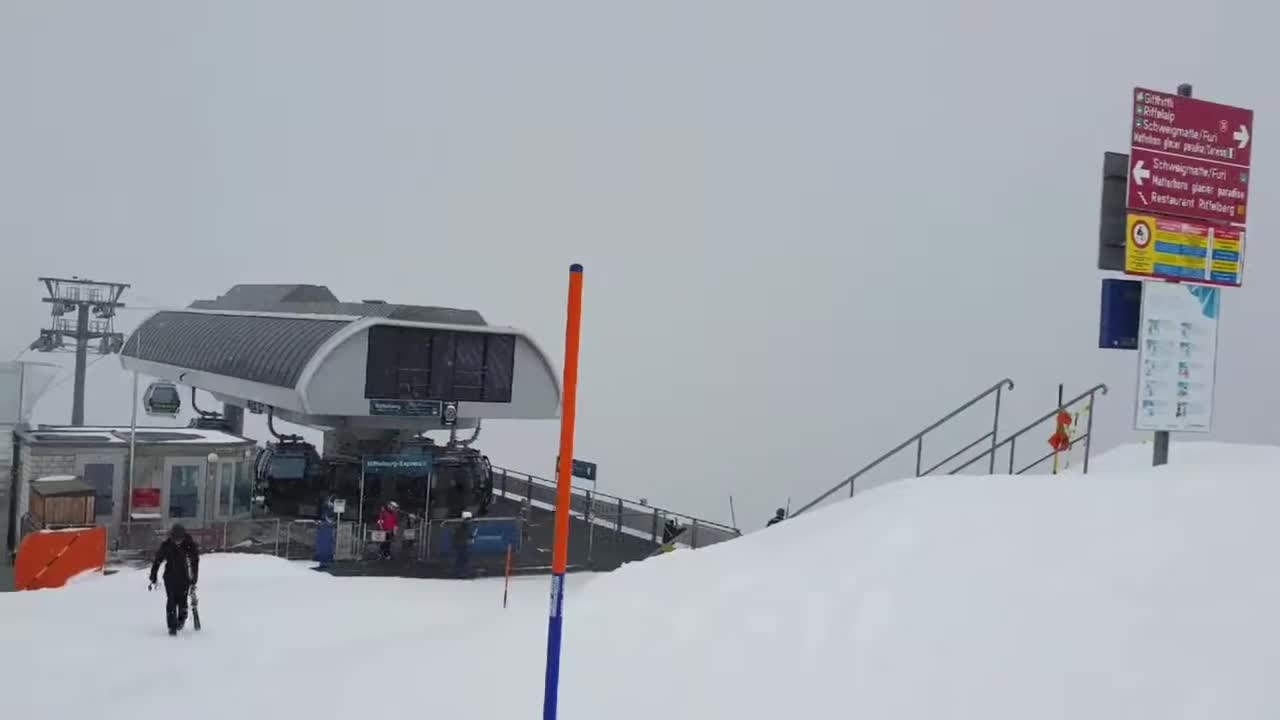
[{"xmin": 542, "ymin": 263, "xmax": 584, "ymax": 720}]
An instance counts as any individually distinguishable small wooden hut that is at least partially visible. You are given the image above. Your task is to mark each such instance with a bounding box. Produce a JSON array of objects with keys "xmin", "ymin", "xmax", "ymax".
[{"xmin": 29, "ymin": 476, "xmax": 96, "ymax": 528}]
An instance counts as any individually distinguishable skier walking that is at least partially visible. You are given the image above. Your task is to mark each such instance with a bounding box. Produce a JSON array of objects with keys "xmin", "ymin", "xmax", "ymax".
[
  {"xmin": 377, "ymin": 501, "xmax": 399, "ymax": 560},
  {"xmin": 149, "ymin": 523, "xmax": 200, "ymax": 636},
  {"xmin": 767, "ymin": 508, "xmax": 786, "ymax": 527}
]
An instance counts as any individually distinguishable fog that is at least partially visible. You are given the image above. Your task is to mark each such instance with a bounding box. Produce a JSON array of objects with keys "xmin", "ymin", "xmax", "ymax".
[{"xmin": 3, "ymin": 1, "xmax": 1276, "ymax": 527}]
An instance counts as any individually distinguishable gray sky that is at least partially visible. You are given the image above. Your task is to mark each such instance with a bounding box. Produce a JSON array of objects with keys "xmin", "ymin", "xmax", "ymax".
[{"xmin": 2, "ymin": 0, "xmax": 1275, "ymax": 527}]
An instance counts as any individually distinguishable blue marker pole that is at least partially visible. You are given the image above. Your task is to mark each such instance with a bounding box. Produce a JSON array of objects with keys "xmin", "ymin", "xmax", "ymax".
[{"xmin": 543, "ymin": 263, "xmax": 584, "ymax": 720}]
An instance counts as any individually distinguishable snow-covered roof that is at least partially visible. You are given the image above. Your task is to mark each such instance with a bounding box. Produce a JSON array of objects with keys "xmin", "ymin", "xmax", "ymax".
[{"xmin": 18, "ymin": 425, "xmax": 255, "ymax": 448}]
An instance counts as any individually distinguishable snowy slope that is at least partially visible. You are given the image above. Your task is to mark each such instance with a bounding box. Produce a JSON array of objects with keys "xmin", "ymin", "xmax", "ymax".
[{"xmin": 4, "ymin": 443, "xmax": 1280, "ymax": 719}]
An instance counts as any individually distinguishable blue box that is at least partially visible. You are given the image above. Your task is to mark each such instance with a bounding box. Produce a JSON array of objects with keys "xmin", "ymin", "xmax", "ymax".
[{"xmin": 1100, "ymin": 278, "xmax": 1142, "ymax": 350}]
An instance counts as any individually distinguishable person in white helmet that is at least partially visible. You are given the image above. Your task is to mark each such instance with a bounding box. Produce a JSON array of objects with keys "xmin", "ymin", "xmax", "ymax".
[{"xmin": 452, "ymin": 510, "xmax": 475, "ymax": 577}]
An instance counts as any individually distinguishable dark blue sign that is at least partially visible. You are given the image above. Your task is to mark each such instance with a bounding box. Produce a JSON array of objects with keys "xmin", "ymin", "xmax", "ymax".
[
  {"xmin": 363, "ymin": 454, "xmax": 432, "ymax": 478},
  {"xmin": 556, "ymin": 457, "xmax": 598, "ymax": 482},
  {"xmin": 368, "ymin": 399, "xmax": 441, "ymax": 417},
  {"xmin": 437, "ymin": 518, "xmax": 521, "ymax": 555},
  {"xmin": 1099, "ymin": 278, "xmax": 1142, "ymax": 350}
]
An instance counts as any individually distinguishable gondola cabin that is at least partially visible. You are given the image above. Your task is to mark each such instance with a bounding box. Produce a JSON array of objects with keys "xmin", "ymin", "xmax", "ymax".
[{"xmin": 143, "ymin": 381, "xmax": 182, "ymax": 417}]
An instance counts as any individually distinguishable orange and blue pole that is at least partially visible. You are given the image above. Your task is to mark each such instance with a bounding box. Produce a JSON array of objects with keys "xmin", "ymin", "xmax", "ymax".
[{"xmin": 543, "ymin": 263, "xmax": 584, "ymax": 720}]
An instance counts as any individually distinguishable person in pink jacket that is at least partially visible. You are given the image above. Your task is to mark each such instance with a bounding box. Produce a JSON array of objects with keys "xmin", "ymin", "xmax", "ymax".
[{"xmin": 377, "ymin": 501, "xmax": 399, "ymax": 560}]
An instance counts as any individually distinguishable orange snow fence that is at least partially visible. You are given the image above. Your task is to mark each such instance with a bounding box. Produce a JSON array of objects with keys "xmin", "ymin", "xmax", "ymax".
[{"xmin": 15, "ymin": 527, "xmax": 108, "ymax": 591}]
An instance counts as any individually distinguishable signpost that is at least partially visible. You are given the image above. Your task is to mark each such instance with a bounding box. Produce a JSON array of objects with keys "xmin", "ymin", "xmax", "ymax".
[{"xmin": 1116, "ymin": 83, "xmax": 1252, "ymax": 466}]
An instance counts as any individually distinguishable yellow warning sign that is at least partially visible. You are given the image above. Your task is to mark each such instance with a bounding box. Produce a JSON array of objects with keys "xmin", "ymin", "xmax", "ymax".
[{"xmin": 1124, "ymin": 212, "xmax": 1243, "ymax": 286}]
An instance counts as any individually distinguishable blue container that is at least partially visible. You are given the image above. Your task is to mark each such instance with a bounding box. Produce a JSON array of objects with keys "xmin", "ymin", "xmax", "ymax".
[{"xmin": 314, "ymin": 522, "xmax": 336, "ymax": 564}]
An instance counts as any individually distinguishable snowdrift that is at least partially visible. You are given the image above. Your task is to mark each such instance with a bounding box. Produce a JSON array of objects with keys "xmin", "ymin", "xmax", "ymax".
[{"xmin": 3, "ymin": 443, "xmax": 1280, "ymax": 719}]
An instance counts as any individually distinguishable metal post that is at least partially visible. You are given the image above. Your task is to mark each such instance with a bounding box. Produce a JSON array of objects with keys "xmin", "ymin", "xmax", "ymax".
[
  {"xmin": 15, "ymin": 360, "xmax": 25, "ymax": 425},
  {"xmin": 1052, "ymin": 383, "xmax": 1065, "ymax": 475},
  {"xmin": 691, "ymin": 519, "xmax": 700, "ymax": 550},
  {"xmin": 543, "ymin": 263, "xmax": 584, "ymax": 720},
  {"xmin": 1008, "ymin": 436, "xmax": 1017, "ymax": 474},
  {"xmin": 1153, "ymin": 431, "xmax": 1170, "ymax": 467},
  {"xmin": 989, "ymin": 385, "xmax": 1003, "ymax": 474},
  {"xmin": 1082, "ymin": 396, "xmax": 1097, "ymax": 474},
  {"xmin": 615, "ymin": 498, "xmax": 623, "ymax": 538},
  {"xmin": 650, "ymin": 508, "xmax": 659, "ymax": 544},
  {"xmin": 357, "ymin": 461, "xmax": 366, "ymax": 543},
  {"xmin": 914, "ymin": 436, "xmax": 924, "ymax": 477},
  {"xmin": 126, "ymin": 327, "xmax": 140, "ymax": 531},
  {"xmin": 585, "ymin": 490, "xmax": 594, "ymax": 564},
  {"xmin": 71, "ymin": 303, "xmax": 90, "ymax": 426},
  {"xmin": 1154, "ymin": 83, "xmax": 1193, "ymax": 468}
]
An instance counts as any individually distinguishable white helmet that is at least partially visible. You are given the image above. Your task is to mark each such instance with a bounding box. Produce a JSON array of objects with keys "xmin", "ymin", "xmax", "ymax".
[{"xmin": 461, "ymin": 511, "xmax": 473, "ymax": 520}]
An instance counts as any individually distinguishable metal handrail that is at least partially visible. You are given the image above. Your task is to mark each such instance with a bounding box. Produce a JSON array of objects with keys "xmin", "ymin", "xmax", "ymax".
[
  {"xmin": 491, "ymin": 465, "xmax": 741, "ymax": 535},
  {"xmin": 791, "ymin": 378, "xmax": 1014, "ymax": 517},
  {"xmin": 949, "ymin": 383, "xmax": 1108, "ymax": 476}
]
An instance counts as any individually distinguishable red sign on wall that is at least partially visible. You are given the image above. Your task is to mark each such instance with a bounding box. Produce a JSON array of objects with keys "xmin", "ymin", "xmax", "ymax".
[{"xmin": 131, "ymin": 488, "xmax": 161, "ymax": 511}]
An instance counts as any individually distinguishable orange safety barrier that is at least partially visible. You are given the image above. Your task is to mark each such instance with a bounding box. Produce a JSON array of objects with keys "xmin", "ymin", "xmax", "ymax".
[{"xmin": 15, "ymin": 527, "xmax": 108, "ymax": 591}]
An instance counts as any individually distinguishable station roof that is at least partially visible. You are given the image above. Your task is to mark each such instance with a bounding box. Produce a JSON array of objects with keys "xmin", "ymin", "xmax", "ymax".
[
  {"xmin": 118, "ymin": 284, "xmax": 561, "ymax": 429},
  {"xmin": 122, "ymin": 284, "xmax": 493, "ymax": 390}
]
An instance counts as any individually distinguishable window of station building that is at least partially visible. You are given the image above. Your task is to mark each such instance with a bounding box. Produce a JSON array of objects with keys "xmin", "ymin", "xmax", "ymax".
[{"xmin": 365, "ymin": 325, "xmax": 515, "ymax": 403}]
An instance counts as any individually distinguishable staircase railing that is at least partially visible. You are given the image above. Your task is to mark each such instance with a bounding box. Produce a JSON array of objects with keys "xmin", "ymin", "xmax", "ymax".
[
  {"xmin": 949, "ymin": 383, "xmax": 1108, "ymax": 476},
  {"xmin": 791, "ymin": 378, "xmax": 1014, "ymax": 517}
]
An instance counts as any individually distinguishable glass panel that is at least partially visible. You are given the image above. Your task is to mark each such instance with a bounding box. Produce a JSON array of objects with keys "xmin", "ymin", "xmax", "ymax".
[
  {"xmin": 84, "ymin": 463, "xmax": 114, "ymax": 517},
  {"xmin": 219, "ymin": 463, "xmax": 234, "ymax": 517},
  {"xmin": 233, "ymin": 461, "xmax": 253, "ymax": 515},
  {"xmin": 168, "ymin": 465, "xmax": 200, "ymax": 519}
]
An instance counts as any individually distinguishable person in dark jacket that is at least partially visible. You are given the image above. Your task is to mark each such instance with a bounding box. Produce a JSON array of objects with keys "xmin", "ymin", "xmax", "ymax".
[
  {"xmin": 453, "ymin": 511, "xmax": 474, "ymax": 578},
  {"xmin": 150, "ymin": 523, "xmax": 200, "ymax": 635},
  {"xmin": 767, "ymin": 508, "xmax": 786, "ymax": 527}
]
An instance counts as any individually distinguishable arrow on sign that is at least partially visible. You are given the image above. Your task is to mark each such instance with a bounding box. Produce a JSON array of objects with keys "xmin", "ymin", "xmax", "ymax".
[
  {"xmin": 1132, "ymin": 160, "xmax": 1151, "ymax": 186},
  {"xmin": 1234, "ymin": 124, "xmax": 1251, "ymax": 149}
]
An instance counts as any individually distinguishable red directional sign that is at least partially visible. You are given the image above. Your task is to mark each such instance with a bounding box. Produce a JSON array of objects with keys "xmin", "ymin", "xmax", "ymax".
[
  {"xmin": 1131, "ymin": 88, "xmax": 1254, "ymax": 167},
  {"xmin": 1127, "ymin": 146, "xmax": 1251, "ymax": 224}
]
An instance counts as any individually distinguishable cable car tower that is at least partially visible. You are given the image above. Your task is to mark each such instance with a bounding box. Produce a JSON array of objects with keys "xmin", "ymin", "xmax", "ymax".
[{"xmin": 29, "ymin": 276, "xmax": 129, "ymax": 425}]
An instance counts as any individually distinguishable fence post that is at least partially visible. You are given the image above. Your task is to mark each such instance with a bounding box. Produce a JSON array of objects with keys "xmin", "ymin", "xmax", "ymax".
[
  {"xmin": 585, "ymin": 491, "xmax": 594, "ymax": 565},
  {"xmin": 1082, "ymin": 395, "xmax": 1097, "ymax": 474},
  {"xmin": 989, "ymin": 384, "xmax": 1004, "ymax": 474},
  {"xmin": 500, "ymin": 470, "xmax": 508, "ymax": 498},
  {"xmin": 915, "ymin": 436, "xmax": 924, "ymax": 477},
  {"xmin": 650, "ymin": 508, "xmax": 659, "ymax": 544},
  {"xmin": 615, "ymin": 498, "xmax": 624, "ymax": 539},
  {"xmin": 273, "ymin": 519, "xmax": 280, "ymax": 557},
  {"xmin": 691, "ymin": 519, "xmax": 701, "ymax": 549},
  {"xmin": 1008, "ymin": 436, "xmax": 1017, "ymax": 474},
  {"xmin": 526, "ymin": 475, "xmax": 534, "ymax": 504}
]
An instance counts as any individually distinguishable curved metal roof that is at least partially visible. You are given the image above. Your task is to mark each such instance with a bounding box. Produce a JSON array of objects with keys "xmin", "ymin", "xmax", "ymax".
[{"xmin": 121, "ymin": 311, "xmax": 348, "ymax": 389}]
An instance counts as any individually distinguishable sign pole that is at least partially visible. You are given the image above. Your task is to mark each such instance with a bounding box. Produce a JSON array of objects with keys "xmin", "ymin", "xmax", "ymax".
[
  {"xmin": 543, "ymin": 263, "xmax": 584, "ymax": 720},
  {"xmin": 1151, "ymin": 82, "xmax": 1194, "ymax": 468}
]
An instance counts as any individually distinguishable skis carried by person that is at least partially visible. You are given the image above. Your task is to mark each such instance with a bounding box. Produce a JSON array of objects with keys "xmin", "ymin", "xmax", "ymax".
[{"xmin": 189, "ymin": 586, "xmax": 201, "ymax": 631}]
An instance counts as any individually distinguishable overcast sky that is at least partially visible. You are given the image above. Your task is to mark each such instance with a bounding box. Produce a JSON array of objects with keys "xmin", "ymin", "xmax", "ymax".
[{"xmin": 2, "ymin": 1, "xmax": 1275, "ymax": 527}]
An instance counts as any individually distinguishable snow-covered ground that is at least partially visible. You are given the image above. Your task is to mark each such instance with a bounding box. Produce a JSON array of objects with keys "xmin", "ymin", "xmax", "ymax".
[{"xmin": 4, "ymin": 442, "xmax": 1280, "ymax": 719}]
